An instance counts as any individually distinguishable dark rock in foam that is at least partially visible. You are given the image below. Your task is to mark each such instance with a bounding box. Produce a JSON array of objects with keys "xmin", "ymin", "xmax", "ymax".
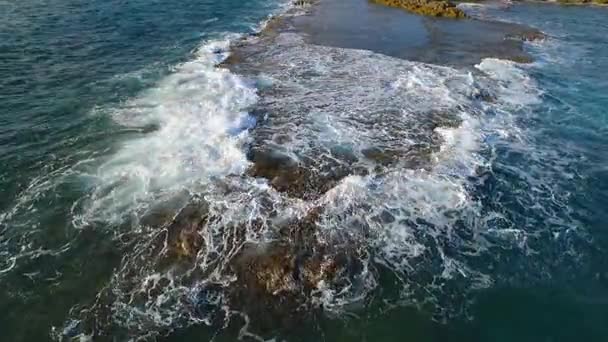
[{"xmin": 227, "ymin": 206, "xmax": 368, "ymax": 333}]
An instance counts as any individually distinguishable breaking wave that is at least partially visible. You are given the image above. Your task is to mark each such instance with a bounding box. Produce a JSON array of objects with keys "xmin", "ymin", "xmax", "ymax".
[{"xmin": 76, "ymin": 37, "xmax": 258, "ymax": 225}]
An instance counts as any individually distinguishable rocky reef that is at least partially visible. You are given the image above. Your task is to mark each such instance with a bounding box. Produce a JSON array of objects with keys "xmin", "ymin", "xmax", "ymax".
[
  {"xmin": 58, "ymin": 2, "xmax": 557, "ymax": 340},
  {"xmin": 371, "ymin": 0, "xmax": 466, "ymax": 18}
]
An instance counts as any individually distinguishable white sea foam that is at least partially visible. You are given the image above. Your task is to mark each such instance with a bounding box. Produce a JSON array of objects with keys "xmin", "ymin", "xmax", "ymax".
[
  {"xmin": 476, "ymin": 58, "xmax": 542, "ymax": 107},
  {"xmin": 71, "ymin": 0, "xmax": 309, "ymax": 226},
  {"xmin": 434, "ymin": 112, "xmax": 483, "ymax": 176},
  {"xmin": 240, "ymin": 36, "xmax": 546, "ymax": 308},
  {"xmin": 0, "ymin": 0, "xmax": 590, "ymax": 338},
  {"xmin": 76, "ymin": 37, "xmax": 258, "ymax": 225}
]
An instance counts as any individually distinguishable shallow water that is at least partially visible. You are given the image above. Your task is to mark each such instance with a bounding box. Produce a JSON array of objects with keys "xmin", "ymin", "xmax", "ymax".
[
  {"xmin": 1, "ymin": 0, "xmax": 607, "ymax": 341},
  {"xmin": 291, "ymin": 0, "xmax": 537, "ymax": 65}
]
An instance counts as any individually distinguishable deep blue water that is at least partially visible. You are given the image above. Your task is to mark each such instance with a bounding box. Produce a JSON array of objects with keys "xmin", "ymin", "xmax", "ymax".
[
  {"xmin": 1, "ymin": 0, "xmax": 607, "ymax": 341},
  {"xmin": 0, "ymin": 0, "xmax": 285, "ymax": 339}
]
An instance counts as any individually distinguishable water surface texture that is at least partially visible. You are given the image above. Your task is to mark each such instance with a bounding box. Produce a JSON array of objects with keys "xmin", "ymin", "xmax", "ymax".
[{"xmin": 1, "ymin": 0, "xmax": 607, "ymax": 341}]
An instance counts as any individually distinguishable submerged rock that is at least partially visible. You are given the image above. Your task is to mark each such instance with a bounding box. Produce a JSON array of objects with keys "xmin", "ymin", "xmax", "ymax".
[
  {"xmin": 247, "ymin": 148, "xmax": 353, "ymax": 200},
  {"xmin": 371, "ymin": 0, "xmax": 466, "ymax": 18},
  {"xmin": 228, "ymin": 217, "xmax": 368, "ymax": 333},
  {"xmin": 164, "ymin": 201, "xmax": 208, "ymax": 260},
  {"xmin": 220, "ymin": 205, "xmax": 369, "ymax": 333},
  {"xmin": 506, "ymin": 29, "xmax": 546, "ymax": 42},
  {"xmin": 517, "ymin": 30, "xmax": 546, "ymax": 42}
]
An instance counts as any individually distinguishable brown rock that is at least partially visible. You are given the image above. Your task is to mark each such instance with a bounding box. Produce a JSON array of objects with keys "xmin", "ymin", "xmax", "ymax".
[
  {"xmin": 164, "ymin": 201, "xmax": 208, "ymax": 260},
  {"xmin": 371, "ymin": 0, "xmax": 466, "ymax": 18},
  {"xmin": 247, "ymin": 148, "xmax": 351, "ymax": 200}
]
